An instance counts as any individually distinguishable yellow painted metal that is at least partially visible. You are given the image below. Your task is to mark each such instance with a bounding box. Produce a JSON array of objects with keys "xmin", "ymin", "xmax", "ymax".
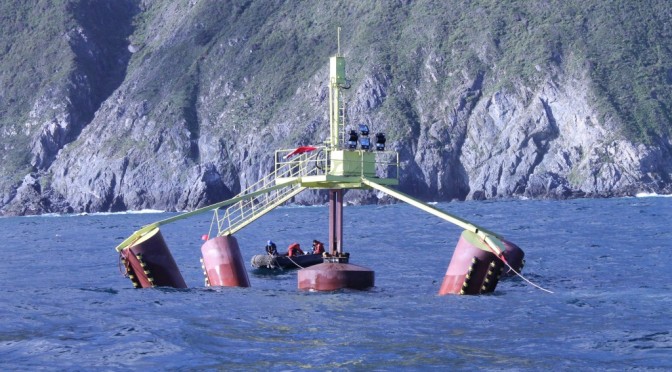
[
  {"xmin": 331, "ymin": 56, "xmax": 346, "ymax": 85},
  {"xmin": 274, "ymin": 147, "xmax": 399, "ymax": 188},
  {"xmin": 273, "ymin": 147, "xmax": 328, "ymax": 184},
  {"xmin": 117, "ymin": 31, "xmax": 462, "ymax": 258},
  {"xmin": 461, "ymin": 229, "xmax": 494, "ymax": 253},
  {"xmin": 210, "ymin": 143, "xmax": 393, "ymax": 236},
  {"xmin": 329, "ymin": 150, "xmax": 375, "ymax": 177},
  {"xmin": 360, "ymin": 177, "xmax": 506, "ymax": 256},
  {"xmin": 298, "ymin": 174, "xmax": 398, "ymax": 189},
  {"xmin": 329, "ymin": 55, "xmax": 347, "ymax": 149},
  {"xmin": 217, "ymin": 186, "xmax": 306, "ymax": 236},
  {"xmin": 213, "ymin": 149, "xmax": 323, "ymax": 236},
  {"xmin": 114, "ymin": 180, "xmax": 299, "ymax": 252}
]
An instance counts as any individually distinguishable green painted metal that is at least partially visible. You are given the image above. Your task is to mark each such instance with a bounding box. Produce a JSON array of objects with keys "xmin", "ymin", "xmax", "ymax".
[
  {"xmin": 114, "ymin": 180, "xmax": 299, "ymax": 252},
  {"xmin": 329, "ymin": 150, "xmax": 376, "ymax": 177},
  {"xmin": 460, "ymin": 229, "xmax": 493, "ymax": 252},
  {"xmin": 329, "ymin": 55, "xmax": 346, "ymax": 149},
  {"xmin": 328, "ymin": 28, "xmax": 347, "ymax": 148},
  {"xmin": 116, "ymin": 31, "xmax": 504, "ymax": 262},
  {"xmin": 298, "ymin": 175, "xmax": 398, "ymax": 189},
  {"xmin": 219, "ymin": 186, "xmax": 306, "ymax": 236},
  {"xmin": 274, "ymin": 146, "xmax": 399, "ymax": 188},
  {"xmin": 360, "ymin": 177, "xmax": 506, "ymax": 256}
]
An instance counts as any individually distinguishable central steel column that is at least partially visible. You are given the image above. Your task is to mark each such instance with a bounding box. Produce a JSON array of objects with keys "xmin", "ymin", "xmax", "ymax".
[
  {"xmin": 299, "ymin": 187, "xmax": 374, "ymax": 291},
  {"xmin": 328, "ymin": 189, "xmax": 343, "ymax": 254}
]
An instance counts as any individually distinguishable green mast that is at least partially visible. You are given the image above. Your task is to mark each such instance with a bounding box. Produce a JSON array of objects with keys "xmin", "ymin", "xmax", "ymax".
[{"xmin": 328, "ymin": 27, "xmax": 347, "ymax": 149}]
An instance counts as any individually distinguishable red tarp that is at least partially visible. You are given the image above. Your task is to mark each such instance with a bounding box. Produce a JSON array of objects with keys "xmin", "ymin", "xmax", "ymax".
[{"xmin": 284, "ymin": 146, "xmax": 317, "ymax": 158}]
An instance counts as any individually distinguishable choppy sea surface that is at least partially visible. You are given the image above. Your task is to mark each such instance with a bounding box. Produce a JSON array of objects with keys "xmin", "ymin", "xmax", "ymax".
[{"xmin": 1, "ymin": 196, "xmax": 671, "ymax": 370}]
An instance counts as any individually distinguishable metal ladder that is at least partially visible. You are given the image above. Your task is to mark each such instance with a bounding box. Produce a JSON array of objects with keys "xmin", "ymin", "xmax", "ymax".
[
  {"xmin": 338, "ymin": 102, "xmax": 347, "ymax": 145},
  {"xmin": 213, "ymin": 150, "xmax": 322, "ymax": 236}
]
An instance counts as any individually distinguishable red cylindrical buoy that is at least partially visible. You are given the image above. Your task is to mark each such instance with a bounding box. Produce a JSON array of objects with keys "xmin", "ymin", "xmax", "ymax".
[
  {"xmin": 298, "ymin": 262, "xmax": 374, "ymax": 291},
  {"xmin": 438, "ymin": 230, "xmax": 503, "ymax": 295},
  {"xmin": 201, "ymin": 235, "xmax": 250, "ymax": 287},
  {"xmin": 501, "ymin": 239, "xmax": 525, "ymax": 276},
  {"xmin": 120, "ymin": 227, "xmax": 187, "ymax": 289}
]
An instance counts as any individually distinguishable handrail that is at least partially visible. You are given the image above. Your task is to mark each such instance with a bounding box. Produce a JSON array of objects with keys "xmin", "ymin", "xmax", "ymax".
[
  {"xmin": 274, "ymin": 147, "xmax": 328, "ymax": 177},
  {"xmin": 217, "ymin": 186, "xmax": 306, "ymax": 236},
  {"xmin": 215, "ymin": 182, "xmax": 303, "ymax": 235},
  {"xmin": 215, "ymin": 149, "xmax": 324, "ymax": 235},
  {"xmin": 114, "ymin": 179, "xmax": 299, "ymax": 252},
  {"xmin": 115, "ymin": 149, "xmax": 400, "ymax": 253}
]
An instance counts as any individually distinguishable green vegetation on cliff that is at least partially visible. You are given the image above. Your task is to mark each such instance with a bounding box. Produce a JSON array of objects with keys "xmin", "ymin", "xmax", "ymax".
[
  {"xmin": 115, "ymin": 0, "xmax": 671, "ymax": 143},
  {"xmin": 0, "ymin": 0, "xmax": 74, "ymax": 180},
  {"xmin": 0, "ymin": 0, "xmax": 671, "ymax": 212}
]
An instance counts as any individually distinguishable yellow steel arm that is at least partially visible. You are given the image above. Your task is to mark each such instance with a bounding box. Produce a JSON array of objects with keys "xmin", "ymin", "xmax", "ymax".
[
  {"xmin": 361, "ymin": 177, "xmax": 506, "ymax": 255},
  {"xmin": 114, "ymin": 179, "xmax": 300, "ymax": 252}
]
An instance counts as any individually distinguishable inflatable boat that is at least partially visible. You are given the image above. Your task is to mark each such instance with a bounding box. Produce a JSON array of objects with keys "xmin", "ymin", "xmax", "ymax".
[{"xmin": 251, "ymin": 253, "xmax": 324, "ymax": 270}]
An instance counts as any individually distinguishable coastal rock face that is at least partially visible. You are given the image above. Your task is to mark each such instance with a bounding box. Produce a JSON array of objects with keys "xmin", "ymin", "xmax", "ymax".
[
  {"xmin": 1, "ymin": 1, "xmax": 671, "ymax": 215},
  {"xmin": 460, "ymin": 72, "xmax": 654, "ymax": 200}
]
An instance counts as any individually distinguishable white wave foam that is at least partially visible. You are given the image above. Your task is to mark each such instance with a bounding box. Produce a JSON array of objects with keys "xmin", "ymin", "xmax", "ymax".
[
  {"xmin": 85, "ymin": 209, "xmax": 166, "ymax": 216},
  {"xmin": 24, "ymin": 209, "xmax": 167, "ymax": 218},
  {"xmin": 635, "ymin": 192, "xmax": 672, "ymax": 198}
]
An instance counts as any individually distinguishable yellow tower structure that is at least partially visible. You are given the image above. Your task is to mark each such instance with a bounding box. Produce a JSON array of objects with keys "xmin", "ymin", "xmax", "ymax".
[
  {"xmin": 328, "ymin": 27, "xmax": 346, "ymax": 149},
  {"xmin": 113, "ymin": 29, "xmax": 531, "ymax": 295}
]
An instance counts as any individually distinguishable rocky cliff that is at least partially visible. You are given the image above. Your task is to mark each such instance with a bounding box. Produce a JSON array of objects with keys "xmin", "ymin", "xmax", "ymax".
[{"xmin": 1, "ymin": 0, "xmax": 671, "ymax": 216}]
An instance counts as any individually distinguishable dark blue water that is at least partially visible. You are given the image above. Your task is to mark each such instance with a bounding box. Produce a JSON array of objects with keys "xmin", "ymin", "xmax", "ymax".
[{"xmin": 1, "ymin": 197, "xmax": 670, "ymax": 370}]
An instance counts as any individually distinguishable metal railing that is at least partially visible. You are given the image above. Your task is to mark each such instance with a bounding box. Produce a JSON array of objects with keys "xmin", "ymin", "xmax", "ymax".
[
  {"xmin": 371, "ymin": 150, "xmax": 399, "ymax": 180},
  {"xmin": 274, "ymin": 147, "xmax": 328, "ymax": 178},
  {"xmin": 213, "ymin": 146, "xmax": 399, "ymax": 236},
  {"xmin": 274, "ymin": 146, "xmax": 399, "ymax": 180},
  {"xmin": 213, "ymin": 148, "xmax": 323, "ymax": 236}
]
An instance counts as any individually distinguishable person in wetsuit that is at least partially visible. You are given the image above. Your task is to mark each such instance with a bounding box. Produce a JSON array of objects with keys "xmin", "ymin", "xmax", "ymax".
[
  {"xmin": 287, "ymin": 243, "xmax": 304, "ymax": 257},
  {"xmin": 265, "ymin": 240, "xmax": 278, "ymax": 256},
  {"xmin": 312, "ymin": 240, "xmax": 325, "ymax": 254}
]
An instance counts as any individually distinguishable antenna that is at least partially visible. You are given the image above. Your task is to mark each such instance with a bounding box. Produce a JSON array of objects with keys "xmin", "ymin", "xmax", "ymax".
[{"xmin": 337, "ymin": 26, "xmax": 341, "ymax": 56}]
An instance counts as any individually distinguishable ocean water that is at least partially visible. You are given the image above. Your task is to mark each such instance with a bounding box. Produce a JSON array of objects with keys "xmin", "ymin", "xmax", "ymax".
[{"xmin": 0, "ymin": 196, "xmax": 670, "ymax": 370}]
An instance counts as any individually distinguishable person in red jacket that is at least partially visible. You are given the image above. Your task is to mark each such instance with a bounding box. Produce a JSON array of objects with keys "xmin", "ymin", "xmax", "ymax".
[
  {"xmin": 312, "ymin": 240, "xmax": 325, "ymax": 254},
  {"xmin": 287, "ymin": 243, "xmax": 304, "ymax": 257}
]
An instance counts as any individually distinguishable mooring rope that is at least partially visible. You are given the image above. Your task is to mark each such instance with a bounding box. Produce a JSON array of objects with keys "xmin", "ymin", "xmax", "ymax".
[
  {"xmin": 501, "ymin": 258, "xmax": 554, "ymax": 294},
  {"xmin": 285, "ymin": 255, "xmax": 305, "ymax": 269},
  {"xmin": 118, "ymin": 253, "xmax": 127, "ymax": 276},
  {"xmin": 484, "ymin": 240, "xmax": 554, "ymax": 294}
]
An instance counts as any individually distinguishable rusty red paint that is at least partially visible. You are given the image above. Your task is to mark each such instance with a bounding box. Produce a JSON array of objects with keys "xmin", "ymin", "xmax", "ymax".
[
  {"xmin": 121, "ymin": 228, "xmax": 187, "ymax": 289},
  {"xmin": 201, "ymin": 236, "xmax": 250, "ymax": 287},
  {"xmin": 298, "ymin": 262, "xmax": 374, "ymax": 291}
]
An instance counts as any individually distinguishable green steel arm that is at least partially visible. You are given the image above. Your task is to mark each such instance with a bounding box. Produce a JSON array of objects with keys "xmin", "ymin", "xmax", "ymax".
[
  {"xmin": 361, "ymin": 177, "xmax": 506, "ymax": 255},
  {"xmin": 114, "ymin": 179, "xmax": 300, "ymax": 252}
]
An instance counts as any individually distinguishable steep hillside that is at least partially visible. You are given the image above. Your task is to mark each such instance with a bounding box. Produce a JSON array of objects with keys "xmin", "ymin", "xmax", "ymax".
[
  {"xmin": 1, "ymin": 0, "xmax": 671, "ymax": 215},
  {"xmin": 0, "ymin": 0, "xmax": 137, "ymax": 214}
]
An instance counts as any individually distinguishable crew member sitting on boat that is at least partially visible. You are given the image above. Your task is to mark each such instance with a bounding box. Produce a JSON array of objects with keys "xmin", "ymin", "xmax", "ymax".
[
  {"xmin": 287, "ymin": 242, "xmax": 304, "ymax": 257},
  {"xmin": 265, "ymin": 240, "xmax": 278, "ymax": 256},
  {"xmin": 312, "ymin": 240, "xmax": 325, "ymax": 254}
]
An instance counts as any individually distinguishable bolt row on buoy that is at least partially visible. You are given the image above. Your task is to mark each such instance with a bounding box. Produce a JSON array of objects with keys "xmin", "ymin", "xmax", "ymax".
[
  {"xmin": 459, "ymin": 257, "xmax": 479, "ymax": 295},
  {"xmin": 112, "ymin": 37, "xmax": 536, "ymax": 296},
  {"xmin": 120, "ymin": 256, "xmax": 140, "ymax": 288},
  {"xmin": 480, "ymin": 260, "xmax": 503, "ymax": 293},
  {"xmin": 121, "ymin": 252, "xmax": 156, "ymax": 288},
  {"xmin": 119, "ymin": 227, "xmax": 525, "ymax": 295},
  {"xmin": 121, "ymin": 228, "xmax": 187, "ymax": 289},
  {"xmin": 200, "ymin": 257, "xmax": 210, "ymax": 287},
  {"xmin": 136, "ymin": 253, "xmax": 156, "ymax": 288}
]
